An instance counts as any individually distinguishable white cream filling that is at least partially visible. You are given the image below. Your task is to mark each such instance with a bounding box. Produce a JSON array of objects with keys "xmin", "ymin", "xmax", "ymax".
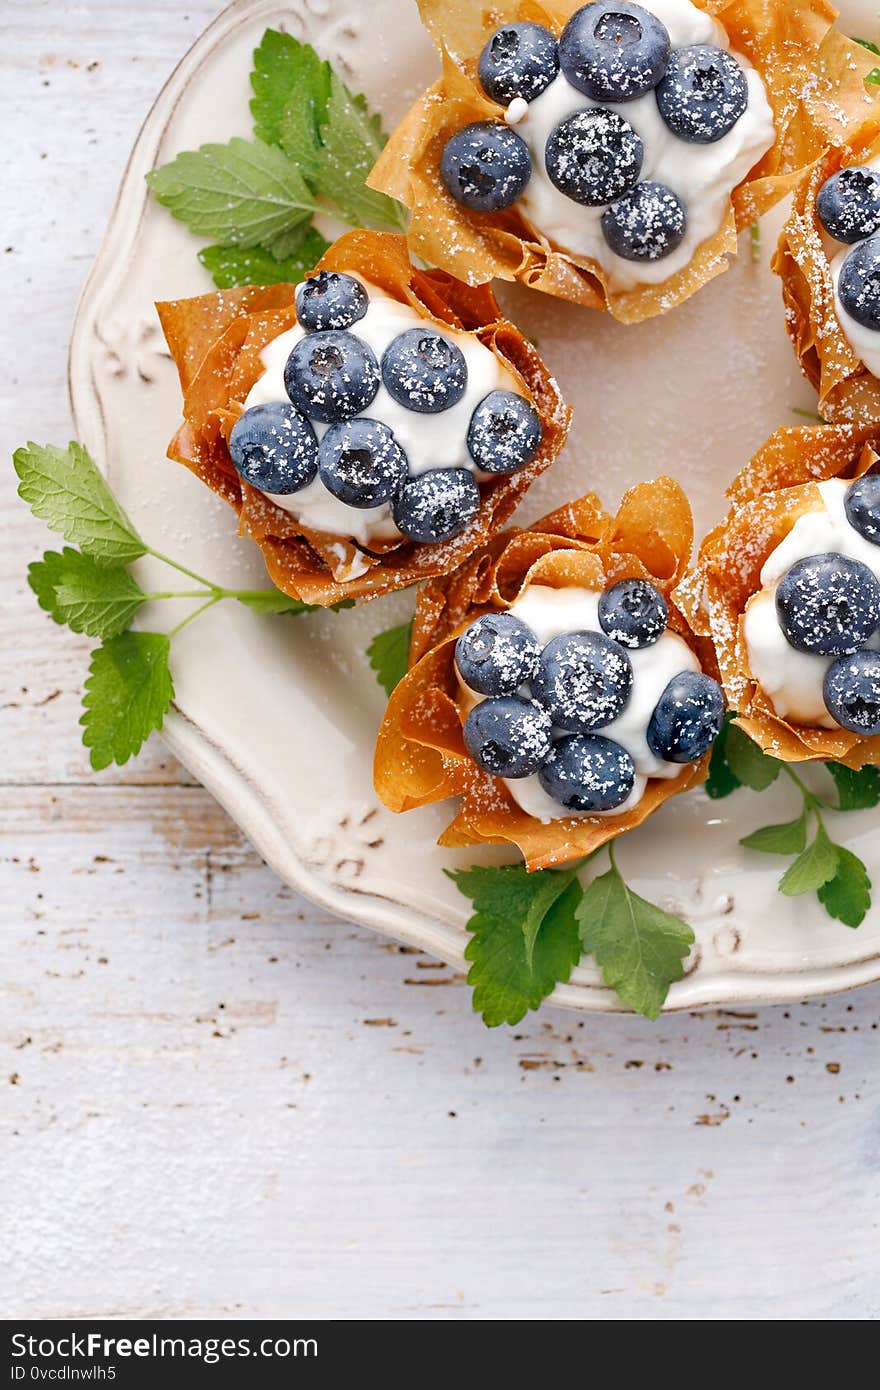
[
  {"xmin": 743, "ymin": 479, "xmax": 880, "ymax": 727},
  {"xmin": 511, "ymin": 0, "xmax": 775, "ymax": 292},
  {"xmin": 457, "ymin": 584, "xmax": 700, "ymax": 823},
  {"xmin": 830, "ymin": 157, "xmax": 880, "ymax": 378},
  {"xmin": 244, "ymin": 278, "xmax": 519, "ymax": 548}
]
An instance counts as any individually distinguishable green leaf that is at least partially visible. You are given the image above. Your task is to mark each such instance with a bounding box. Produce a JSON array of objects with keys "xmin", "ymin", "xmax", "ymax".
[
  {"xmin": 705, "ymin": 713, "xmax": 742, "ymax": 800},
  {"xmin": 825, "ymin": 761, "xmax": 880, "ymax": 811},
  {"xmin": 725, "ymin": 722, "xmax": 781, "ymax": 791},
  {"xmin": 817, "ymin": 846, "xmax": 871, "ymax": 928},
  {"xmin": 198, "ymin": 229, "xmax": 330, "ymax": 288},
  {"xmin": 235, "ymin": 590, "xmax": 353, "ymax": 615},
  {"xmin": 146, "ymin": 138, "xmax": 316, "ymax": 250},
  {"xmin": 576, "ymin": 861, "xmax": 694, "ymax": 1020},
  {"xmin": 316, "ymin": 73, "xmax": 408, "ymax": 232},
  {"xmin": 368, "ymin": 619, "xmax": 413, "ymax": 696},
  {"xmin": 740, "ymin": 808, "xmax": 808, "ymax": 856},
  {"xmin": 779, "ymin": 823, "xmax": 839, "ymax": 897},
  {"xmin": 80, "ymin": 633, "xmax": 174, "ymax": 771},
  {"xmin": 28, "ymin": 548, "xmax": 145, "ymax": 638},
  {"xmin": 250, "ymin": 30, "xmax": 330, "ymax": 152},
  {"xmin": 14, "ymin": 442, "xmax": 146, "ymax": 565},
  {"xmin": 450, "ymin": 864, "xmax": 584, "ymax": 1027},
  {"xmin": 277, "ymin": 52, "xmax": 332, "ymax": 184}
]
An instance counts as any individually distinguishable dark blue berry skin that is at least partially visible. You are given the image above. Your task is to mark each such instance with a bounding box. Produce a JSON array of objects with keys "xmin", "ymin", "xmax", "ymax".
[
  {"xmin": 823, "ymin": 650, "xmax": 880, "ymax": 734},
  {"xmin": 538, "ymin": 733, "xmax": 636, "ymax": 812},
  {"xmin": 317, "ymin": 418, "xmax": 407, "ymax": 509},
  {"xmin": 455, "ymin": 613, "xmax": 541, "ymax": 696},
  {"xmin": 392, "ymin": 468, "xmax": 480, "ymax": 543},
  {"xmin": 295, "ymin": 271, "xmax": 368, "ymax": 332},
  {"xmin": 478, "ymin": 22, "xmax": 559, "ymax": 104},
  {"xmin": 467, "ymin": 391, "xmax": 542, "ymax": 474},
  {"xmin": 598, "ymin": 578, "xmax": 668, "ymax": 649},
  {"xmin": 817, "ymin": 167, "xmax": 880, "ymax": 244},
  {"xmin": 228, "ymin": 402, "xmax": 318, "ymax": 495},
  {"xmin": 646, "ymin": 671, "xmax": 725, "ymax": 763},
  {"xmin": 284, "ymin": 330, "xmax": 380, "ymax": 424},
  {"xmin": 838, "ymin": 236, "xmax": 880, "ymax": 331},
  {"xmin": 381, "ymin": 329, "xmax": 468, "ymax": 414},
  {"xmin": 655, "ymin": 45, "xmax": 747, "ymax": 144},
  {"xmin": 602, "ymin": 181, "xmax": 687, "ymax": 262},
  {"xmin": 845, "ymin": 474, "xmax": 880, "ymax": 545},
  {"xmin": 531, "ymin": 630, "xmax": 633, "ymax": 734},
  {"xmin": 559, "ymin": 2, "xmax": 670, "ymax": 103},
  {"xmin": 440, "ymin": 122, "xmax": 531, "ymax": 212},
  {"xmin": 776, "ymin": 553, "xmax": 880, "ymax": 656},
  {"xmin": 544, "ymin": 107, "xmax": 643, "ymax": 207},
  {"xmin": 463, "ymin": 696, "xmax": 554, "ymax": 778}
]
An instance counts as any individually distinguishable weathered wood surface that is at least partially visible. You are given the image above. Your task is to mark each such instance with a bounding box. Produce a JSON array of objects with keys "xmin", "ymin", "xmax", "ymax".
[{"xmin": 1, "ymin": 0, "xmax": 878, "ymax": 1320}]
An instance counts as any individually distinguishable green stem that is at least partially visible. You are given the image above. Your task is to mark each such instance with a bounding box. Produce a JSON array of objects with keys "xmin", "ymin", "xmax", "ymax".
[
  {"xmin": 167, "ymin": 595, "xmax": 221, "ymax": 638},
  {"xmin": 143, "ymin": 589, "xmax": 215, "ymax": 601},
  {"xmin": 146, "ymin": 546, "xmax": 221, "ymax": 591},
  {"xmin": 780, "ymin": 763, "xmax": 826, "ymax": 827}
]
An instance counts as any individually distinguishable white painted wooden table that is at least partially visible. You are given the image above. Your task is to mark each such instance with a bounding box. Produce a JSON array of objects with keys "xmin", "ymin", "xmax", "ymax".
[{"xmin": 2, "ymin": 0, "xmax": 879, "ymax": 1321}]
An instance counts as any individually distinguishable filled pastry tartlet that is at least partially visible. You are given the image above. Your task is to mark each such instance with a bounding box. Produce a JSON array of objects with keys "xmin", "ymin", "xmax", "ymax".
[
  {"xmin": 369, "ymin": 0, "xmax": 876, "ymax": 322},
  {"xmin": 156, "ymin": 231, "xmax": 569, "ymax": 606},
  {"xmin": 375, "ymin": 480, "xmax": 725, "ymax": 869}
]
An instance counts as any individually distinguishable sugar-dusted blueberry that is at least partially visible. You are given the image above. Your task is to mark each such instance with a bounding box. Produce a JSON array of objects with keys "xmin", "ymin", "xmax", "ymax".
[
  {"xmin": 538, "ymin": 733, "xmax": 636, "ymax": 812},
  {"xmin": 823, "ymin": 650, "xmax": 880, "ymax": 735},
  {"xmin": 317, "ymin": 418, "xmax": 407, "ymax": 509},
  {"xmin": 845, "ymin": 473, "xmax": 880, "ymax": 545},
  {"xmin": 646, "ymin": 671, "xmax": 725, "ymax": 763},
  {"xmin": 817, "ymin": 167, "xmax": 880, "ymax": 244},
  {"xmin": 295, "ymin": 271, "xmax": 368, "ymax": 332},
  {"xmin": 602, "ymin": 181, "xmax": 686, "ymax": 262},
  {"xmin": 775, "ymin": 552, "xmax": 880, "ymax": 656},
  {"xmin": 381, "ymin": 328, "xmax": 468, "ymax": 414},
  {"xmin": 455, "ymin": 612, "xmax": 541, "ymax": 697},
  {"xmin": 544, "ymin": 107, "xmax": 643, "ymax": 207},
  {"xmin": 393, "ymin": 467, "xmax": 480, "ymax": 543},
  {"xmin": 532, "ymin": 630, "xmax": 633, "ymax": 734},
  {"xmin": 598, "ymin": 578, "xmax": 668, "ymax": 649},
  {"xmin": 655, "ymin": 45, "xmax": 748, "ymax": 144},
  {"xmin": 284, "ymin": 330, "xmax": 379, "ymax": 423},
  {"xmin": 838, "ymin": 236, "xmax": 880, "ymax": 331},
  {"xmin": 478, "ymin": 21, "xmax": 559, "ymax": 104},
  {"xmin": 228, "ymin": 401, "xmax": 318, "ymax": 495},
  {"xmin": 466, "ymin": 391, "xmax": 542, "ymax": 475},
  {"xmin": 559, "ymin": 2, "xmax": 670, "ymax": 103},
  {"xmin": 440, "ymin": 122, "xmax": 531, "ymax": 212},
  {"xmin": 463, "ymin": 695, "xmax": 554, "ymax": 778}
]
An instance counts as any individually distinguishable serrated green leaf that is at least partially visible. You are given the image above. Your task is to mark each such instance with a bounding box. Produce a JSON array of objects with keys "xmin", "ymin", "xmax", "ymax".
[
  {"xmin": 368, "ymin": 619, "xmax": 413, "ymax": 697},
  {"xmin": 199, "ymin": 229, "xmax": 330, "ymax": 288},
  {"xmin": 80, "ymin": 633, "xmax": 173, "ymax": 770},
  {"xmin": 250, "ymin": 30, "xmax": 330, "ymax": 151},
  {"xmin": 705, "ymin": 713, "xmax": 741, "ymax": 800},
  {"xmin": 28, "ymin": 548, "xmax": 145, "ymax": 638},
  {"xmin": 278, "ymin": 51, "xmax": 332, "ymax": 184},
  {"xmin": 779, "ymin": 824, "xmax": 839, "ymax": 897},
  {"xmin": 725, "ymin": 722, "xmax": 781, "ymax": 791},
  {"xmin": 14, "ymin": 442, "xmax": 146, "ymax": 564},
  {"xmin": 316, "ymin": 73, "xmax": 408, "ymax": 231},
  {"xmin": 740, "ymin": 808, "xmax": 808, "ymax": 856},
  {"xmin": 825, "ymin": 761, "xmax": 880, "ymax": 811},
  {"xmin": 817, "ymin": 845, "xmax": 871, "ymax": 927}
]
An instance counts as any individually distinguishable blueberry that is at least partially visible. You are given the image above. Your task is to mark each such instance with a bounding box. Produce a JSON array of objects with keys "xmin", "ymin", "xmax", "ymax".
[
  {"xmin": 532, "ymin": 631, "xmax": 633, "ymax": 733},
  {"xmin": 775, "ymin": 553, "xmax": 880, "ymax": 656},
  {"xmin": 478, "ymin": 22, "xmax": 559, "ymax": 104},
  {"xmin": 440, "ymin": 122, "xmax": 531, "ymax": 212},
  {"xmin": 655, "ymin": 45, "xmax": 747, "ymax": 144},
  {"xmin": 646, "ymin": 671, "xmax": 725, "ymax": 763},
  {"xmin": 838, "ymin": 236, "xmax": 880, "ymax": 331},
  {"xmin": 463, "ymin": 695, "xmax": 554, "ymax": 778},
  {"xmin": 381, "ymin": 328, "xmax": 468, "ymax": 414},
  {"xmin": 393, "ymin": 468, "xmax": 480, "ymax": 543},
  {"xmin": 317, "ymin": 418, "xmax": 407, "ymax": 509},
  {"xmin": 466, "ymin": 391, "xmax": 542, "ymax": 474},
  {"xmin": 295, "ymin": 271, "xmax": 368, "ymax": 332},
  {"xmin": 598, "ymin": 578, "xmax": 668, "ymax": 649},
  {"xmin": 823, "ymin": 650, "xmax": 880, "ymax": 734},
  {"xmin": 601, "ymin": 181, "xmax": 687, "ymax": 261},
  {"xmin": 455, "ymin": 613, "xmax": 541, "ymax": 696},
  {"xmin": 544, "ymin": 107, "xmax": 643, "ymax": 207},
  {"xmin": 228, "ymin": 402, "xmax": 318, "ymax": 495},
  {"xmin": 538, "ymin": 733, "xmax": 636, "ymax": 812},
  {"xmin": 817, "ymin": 167, "xmax": 880, "ymax": 244},
  {"xmin": 845, "ymin": 473, "xmax": 880, "ymax": 545},
  {"xmin": 559, "ymin": 2, "xmax": 670, "ymax": 103},
  {"xmin": 284, "ymin": 330, "xmax": 379, "ymax": 423}
]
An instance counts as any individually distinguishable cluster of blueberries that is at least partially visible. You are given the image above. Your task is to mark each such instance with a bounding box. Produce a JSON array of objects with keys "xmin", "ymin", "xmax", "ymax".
[
  {"xmin": 455, "ymin": 577, "xmax": 725, "ymax": 813},
  {"xmin": 817, "ymin": 165, "xmax": 880, "ymax": 332},
  {"xmin": 440, "ymin": 3, "xmax": 751, "ymax": 264},
  {"xmin": 774, "ymin": 475, "xmax": 880, "ymax": 734},
  {"xmin": 228, "ymin": 271, "xmax": 543, "ymax": 545}
]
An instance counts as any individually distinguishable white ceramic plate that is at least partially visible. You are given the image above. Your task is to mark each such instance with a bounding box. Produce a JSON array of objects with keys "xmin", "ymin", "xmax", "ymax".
[{"xmin": 69, "ymin": 0, "xmax": 880, "ymax": 1012}]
